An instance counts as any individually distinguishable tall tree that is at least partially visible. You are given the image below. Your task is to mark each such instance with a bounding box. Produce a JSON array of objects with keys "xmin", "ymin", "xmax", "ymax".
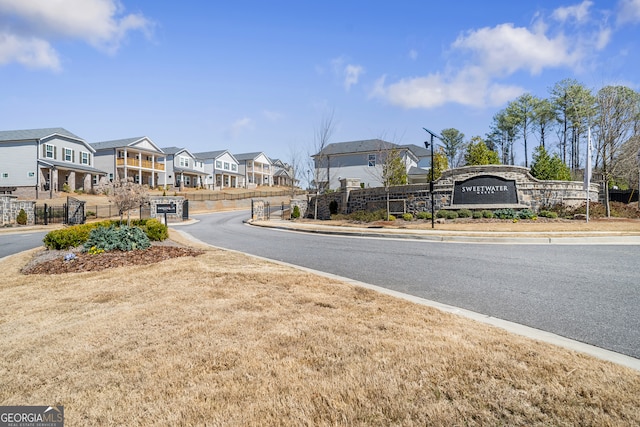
[
  {"xmin": 530, "ymin": 145, "xmax": 571, "ymax": 180},
  {"xmin": 594, "ymin": 85, "xmax": 640, "ymax": 215},
  {"xmin": 431, "ymin": 147, "xmax": 449, "ymax": 180},
  {"xmin": 532, "ymin": 98, "xmax": 556, "ymax": 149},
  {"xmin": 464, "ymin": 136, "xmax": 500, "ymax": 166},
  {"xmin": 491, "ymin": 110, "xmax": 518, "ymax": 165},
  {"xmin": 309, "ymin": 109, "xmax": 337, "ymax": 219},
  {"xmin": 506, "ymin": 93, "xmax": 538, "ymax": 167},
  {"xmin": 440, "ymin": 128, "xmax": 465, "ymax": 168}
]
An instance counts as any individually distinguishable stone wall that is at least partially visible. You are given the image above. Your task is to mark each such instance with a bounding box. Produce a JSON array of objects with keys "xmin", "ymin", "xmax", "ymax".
[
  {"xmin": 148, "ymin": 196, "xmax": 185, "ymax": 222},
  {"xmin": 308, "ymin": 165, "xmax": 601, "ymax": 219},
  {"xmin": 0, "ymin": 196, "xmax": 36, "ymax": 226}
]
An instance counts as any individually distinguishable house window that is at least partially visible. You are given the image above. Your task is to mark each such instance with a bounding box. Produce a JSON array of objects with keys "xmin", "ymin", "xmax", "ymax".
[
  {"xmin": 64, "ymin": 148, "xmax": 73, "ymax": 162},
  {"xmin": 368, "ymin": 154, "xmax": 376, "ymax": 167},
  {"xmin": 216, "ymin": 160, "xmax": 222, "ymax": 168},
  {"xmin": 2, "ymin": 173, "xmax": 8, "ymax": 178},
  {"xmin": 179, "ymin": 156, "xmax": 190, "ymax": 168},
  {"xmin": 184, "ymin": 176, "xmax": 191, "ymax": 186},
  {"xmin": 80, "ymin": 152, "xmax": 90, "ymax": 165},
  {"xmin": 231, "ymin": 164, "xmax": 237, "ymax": 171},
  {"xmin": 224, "ymin": 162, "xmax": 229, "ymax": 170},
  {"xmin": 45, "ymin": 144, "xmax": 54, "ymax": 158}
]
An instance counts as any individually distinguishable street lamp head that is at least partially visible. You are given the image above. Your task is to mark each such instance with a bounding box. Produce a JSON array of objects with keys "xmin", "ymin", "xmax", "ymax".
[{"xmin": 422, "ymin": 127, "xmax": 443, "ymax": 141}]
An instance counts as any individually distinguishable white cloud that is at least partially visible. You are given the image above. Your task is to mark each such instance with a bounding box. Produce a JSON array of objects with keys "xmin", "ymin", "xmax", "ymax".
[
  {"xmin": 552, "ymin": 0, "xmax": 593, "ymax": 23},
  {"xmin": 0, "ymin": 31, "xmax": 61, "ymax": 70},
  {"xmin": 617, "ymin": 0, "xmax": 640, "ymax": 24},
  {"xmin": 0, "ymin": 0, "xmax": 152, "ymax": 70},
  {"xmin": 371, "ymin": 3, "xmax": 611, "ymax": 110},
  {"xmin": 330, "ymin": 56, "xmax": 364, "ymax": 91},
  {"xmin": 343, "ymin": 64, "xmax": 364, "ymax": 91},
  {"xmin": 229, "ymin": 117, "xmax": 253, "ymax": 138}
]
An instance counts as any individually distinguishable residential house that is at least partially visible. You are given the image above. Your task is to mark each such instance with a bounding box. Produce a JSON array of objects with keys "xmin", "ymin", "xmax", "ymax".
[
  {"xmin": 192, "ymin": 150, "xmax": 243, "ymax": 190},
  {"xmin": 0, "ymin": 127, "xmax": 106, "ymax": 199},
  {"xmin": 160, "ymin": 147, "xmax": 208, "ymax": 189},
  {"xmin": 91, "ymin": 137, "xmax": 165, "ymax": 188},
  {"xmin": 234, "ymin": 152, "xmax": 273, "ymax": 188},
  {"xmin": 311, "ymin": 139, "xmax": 431, "ymax": 190},
  {"xmin": 271, "ymin": 159, "xmax": 295, "ymax": 188}
]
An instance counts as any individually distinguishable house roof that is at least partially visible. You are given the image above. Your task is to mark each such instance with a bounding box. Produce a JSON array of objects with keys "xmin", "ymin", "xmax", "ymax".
[
  {"xmin": 91, "ymin": 137, "xmax": 164, "ymax": 153},
  {"xmin": 160, "ymin": 146, "xmax": 200, "ymax": 159},
  {"xmin": 0, "ymin": 127, "xmax": 83, "ymax": 142},
  {"xmin": 38, "ymin": 159, "xmax": 107, "ymax": 175},
  {"xmin": 234, "ymin": 152, "xmax": 267, "ymax": 161},
  {"xmin": 408, "ymin": 166, "xmax": 430, "ymax": 176},
  {"xmin": 313, "ymin": 139, "xmax": 427, "ymax": 159},
  {"xmin": 192, "ymin": 150, "xmax": 229, "ymax": 160}
]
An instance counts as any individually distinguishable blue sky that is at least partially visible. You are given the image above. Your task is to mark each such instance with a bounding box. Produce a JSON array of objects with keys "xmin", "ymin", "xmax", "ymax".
[{"xmin": 1, "ymin": 0, "xmax": 639, "ymax": 165}]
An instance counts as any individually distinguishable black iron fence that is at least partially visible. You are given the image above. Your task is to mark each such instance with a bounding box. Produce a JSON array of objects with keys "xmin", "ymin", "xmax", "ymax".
[
  {"xmin": 177, "ymin": 189, "xmax": 304, "ymax": 201},
  {"xmin": 609, "ymin": 189, "xmax": 638, "ymax": 204}
]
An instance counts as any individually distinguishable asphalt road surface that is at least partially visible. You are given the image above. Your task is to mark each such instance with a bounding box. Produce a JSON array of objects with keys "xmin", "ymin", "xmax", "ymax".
[
  {"xmin": 180, "ymin": 210, "xmax": 640, "ymax": 359},
  {"xmin": 0, "ymin": 231, "xmax": 47, "ymax": 260}
]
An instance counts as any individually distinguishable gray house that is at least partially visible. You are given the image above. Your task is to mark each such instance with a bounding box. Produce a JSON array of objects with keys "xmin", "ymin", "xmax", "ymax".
[
  {"xmin": 192, "ymin": 149, "xmax": 243, "ymax": 190},
  {"xmin": 0, "ymin": 127, "xmax": 106, "ymax": 199}
]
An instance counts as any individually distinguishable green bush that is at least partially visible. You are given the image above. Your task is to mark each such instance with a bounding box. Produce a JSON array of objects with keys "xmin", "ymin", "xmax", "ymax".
[
  {"xmin": 292, "ymin": 205, "xmax": 301, "ymax": 219},
  {"xmin": 493, "ymin": 208, "xmax": 517, "ymax": 219},
  {"xmin": 517, "ymin": 209, "xmax": 536, "ymax": 219},
  {"xmin": 62, "ymin": 183, "xmax": 71, "ymax": 193},
  {"xmin": 472, "ymin": 211, "xmax": 483, "ymax": 219},
  {"xmin": 538, "ymin": 210, "xmax": 558, "ymax": 218},
  {"xmin": 402, "ymin": 213, "xmax": 414, "ymax": 221},
  {"xmin": 457, "ymin": 209, "xmax": 472, "ymax": 218},
  {"xmin": 83, "ymin": 225, "xmax": 150, "ymax": 252},
  {"xmin": 481, "ymin": 210, "xmax": 494, "ymax": 218},
  {"xmin": 387, "ymin": 215, "xmax": 396, "ymax": 221},
  {"xmin": 416, "ymin": 211, "xmax": 432, "ymax": 220},
  {"xmin": 43, "ymin": 220, "xmax": 114, "ymax": 249},
  {"xmin": 437, "ymin": 210, "xmax": 458, "ymax": 220},
  {"xmin": 16, "ymin": 209, "xmax": 27, "ymax": 225},
  {"xmin": 348, "ymin": 209, "xmax": 387, "ymax": 222},
  {"xmin": 142, "ymin": 218, "xmax": 169, "ymax": 241}
]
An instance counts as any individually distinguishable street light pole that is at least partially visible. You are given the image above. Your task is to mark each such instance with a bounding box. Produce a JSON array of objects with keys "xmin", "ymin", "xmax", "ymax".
[{"xmin": 423, "ymin": 127, "xmax": 442, "ymax": 229}]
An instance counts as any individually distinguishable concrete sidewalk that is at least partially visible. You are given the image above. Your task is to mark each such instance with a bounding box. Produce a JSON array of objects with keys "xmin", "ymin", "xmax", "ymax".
[{"xmin": 249, "ymin": 219, "xmax": 640, "ymax": 245}]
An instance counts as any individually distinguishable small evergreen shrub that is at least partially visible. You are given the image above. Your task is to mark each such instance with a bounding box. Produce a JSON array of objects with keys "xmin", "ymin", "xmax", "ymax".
[
  {"xmin": 517, "ymin": 209, "xmax": 536, "ymax": 219},
  {"xmin": 16, "ymin": 209, "xmax": 27, "ymax": 225},
  {"xmin": 402, "ymin": 213, "xmax": 414, "ymax": 221},
  {"xmin": 437, "ymin": 210, "xmax": 458, "ymax": 219},
  {"xmin": 142, "ymin": 219, "xmax": 169, "ymax": 241},
  {"xmin": 457, "ymin": 209, "xmax": 472, "ymax": 218},
  {"xmin": 416, "ymin": 211, "xmax": 432, "ymax": 220},
  {"xmin": 43, "ymin": 220, "xmax": 114, "ymax": 249},
  {"xmin": 472, "ymin": 211, "xmax": 483, "ymax": 219},
  {"xmin": 538, "ymin": 210, "xmax": 558, "ymax": 218},
  {"xmin": 493, "ymin": 208, "xmax": 517, "ymax": 219},
  {"xmin": 387, "ymin": 214, "xmax": 396, "ymax": 221},
  {"xmin": 62, "ymin": 183, "xmax": 71, "ymax": 193},
  {"xmin": 481, "ymin": 210, "xmax": 494, "ymax": 218},
  {"xmin": 292, "ymin": 205, "xmax": 301, "ymax": 219}
]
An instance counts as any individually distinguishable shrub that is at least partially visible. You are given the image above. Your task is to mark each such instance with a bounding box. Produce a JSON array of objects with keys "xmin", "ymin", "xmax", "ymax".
[
  {"xmin": 16, "ymin": 209, "xmax": 27, "ymax": 225},
  {"xmin": 472, "ymin": 211, "xmax": 483, "ymax": 219},
  {"xmin": 457, "ymin": 209, "xmax": 472, "ymax": 218},
  {"xmin": 83, "ymin": 225, "xmax": 151, "ymax": 252},
  {"xmin": 517, "ymin": 209, "xmax": 536, "ymax": 219},
  {"xmin": 43, "ymin": 220, "xmax": 114, "ymax": 249},
  {"xmin": 416, "ymin": 211, "xmax": 432, "ymax": 220},
  {"xmin": 437, "ymin": 210, "xmax": 458, "ymax": 220},
  {"xmin": 292, "ymin": 205, "xmax": 301, "ymax": 219},
  {"xmin": 387, "ymin": 215, "xmax": 396, "ymax": 221},
  {"xmin": 538, "ymin": 210, "xmax": 558, "ymax": 219},
  {"xmin": 493, "ymin": 208, "xmax": 517, "ymax": 219},
  {"xmin": 402, "ymin": 213, "xmax": 413, "ymax": 221},
  {"xmin": 142, "ymin": 219, "xmax": 169, "ymax": 241},
  {"xmin": 62, "ymin": 183, "xmax": 71, "ymax": 193},
  {"xmin": 481, "ymin": 210, "xmax": 494, "ymax": 218}
]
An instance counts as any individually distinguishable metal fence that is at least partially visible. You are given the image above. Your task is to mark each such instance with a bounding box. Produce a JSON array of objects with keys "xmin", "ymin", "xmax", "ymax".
[
  {"xmin": 176, "ymin": 189, "xmax": 304, "ymax": 201},
  {"xmin": 609, "ymin": 189, "xmax": 638, "ymax": 204}
]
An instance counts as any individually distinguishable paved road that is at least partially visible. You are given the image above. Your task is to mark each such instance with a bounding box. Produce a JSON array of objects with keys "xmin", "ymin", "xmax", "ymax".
[
  {"xmin": 0, "ymin": 231, "xmax": 47, "ymax": 259},
  {"xmin": 180, "ymin": 210, "xmax": 640, "ymax": 359}
]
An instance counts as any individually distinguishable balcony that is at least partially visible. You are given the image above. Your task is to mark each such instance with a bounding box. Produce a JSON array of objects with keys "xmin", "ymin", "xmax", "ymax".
[{"xmin": 117, "ymin": 158, "xmax": 164, "ymax": 171}]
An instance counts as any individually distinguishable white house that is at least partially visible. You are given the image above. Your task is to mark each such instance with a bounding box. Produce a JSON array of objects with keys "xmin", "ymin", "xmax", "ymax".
[
  {"xmin": 91, "ymin": 136, "xmax": 166, "ymax": 188},
  {"xmin": 160, "ymin": 147, "xmax": 208, "ymax": 189},
  {"xmin": 0, "ymin": 127, "xmax": 106, "ymax": 199},
  {"xmin": 193, "ymin": 150, "xmax": 243, "ymax": 190},
  {"xmin": 311, "ymin": 139, "xmax": 431, "ymax": 190},
  {"xmin": 234, "ymin": 152, "xmax": 273, "ymax": 188}
]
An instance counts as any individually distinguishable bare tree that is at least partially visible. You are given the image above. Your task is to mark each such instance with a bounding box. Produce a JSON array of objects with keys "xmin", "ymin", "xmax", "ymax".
[
  {"xmin": 287, "ymin": 143, "xmax": 304, "ymax": 198},
  {"xmin": 98, "ymin": 177, "xmax": 149, "ymax": 225},
  {"xmin": 309, "ymin": 109, "xmax": 337, "ymax": 219}
]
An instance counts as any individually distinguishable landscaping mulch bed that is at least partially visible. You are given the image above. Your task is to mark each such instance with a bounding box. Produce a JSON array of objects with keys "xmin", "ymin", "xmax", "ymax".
[{"xmin": 21, "ymin": 245, "xmax": 204, "ymax": 275}]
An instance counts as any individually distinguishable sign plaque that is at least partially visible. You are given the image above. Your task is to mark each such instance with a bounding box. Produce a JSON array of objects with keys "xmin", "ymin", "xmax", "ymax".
[{"xmin": 453, "ymin": 175, "xmax": 518, "ymax": 205}]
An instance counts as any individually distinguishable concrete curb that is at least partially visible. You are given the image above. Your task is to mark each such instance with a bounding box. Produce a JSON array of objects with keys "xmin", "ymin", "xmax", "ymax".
[{"xmin": 247, "ymin": 219, "xmax": 640, "ymax": 245}]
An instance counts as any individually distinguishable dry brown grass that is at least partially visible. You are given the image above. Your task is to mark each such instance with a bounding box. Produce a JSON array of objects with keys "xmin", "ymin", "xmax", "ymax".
[{"xmin": 2, "ymin": 236, "xmax": 640, "ymax": 426}]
